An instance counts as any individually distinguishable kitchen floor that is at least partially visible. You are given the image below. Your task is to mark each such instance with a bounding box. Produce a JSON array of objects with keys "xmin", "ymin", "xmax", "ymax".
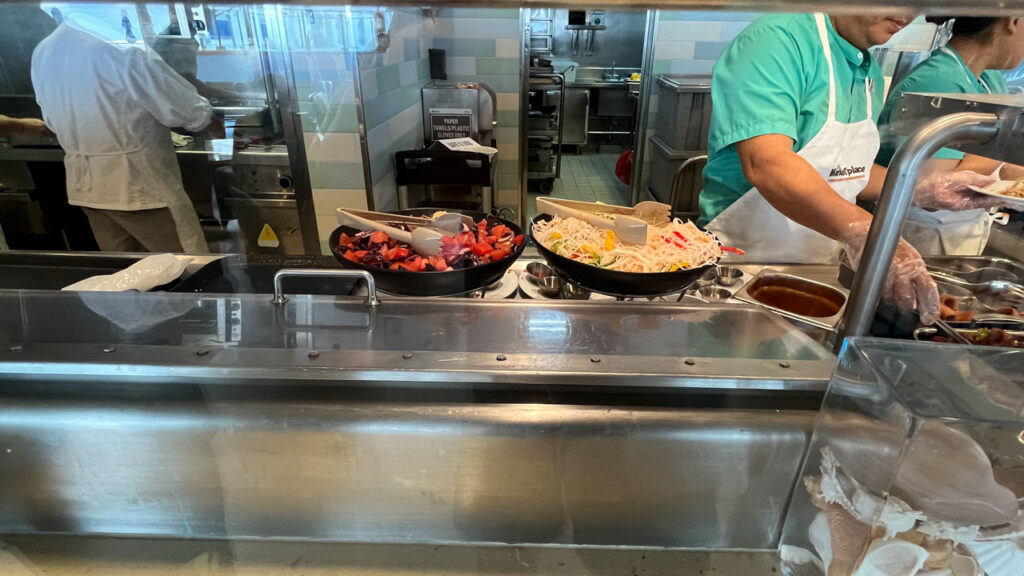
[{"xmin": 527, "ymin": 152, "xmax": 632, "ymax": 221}]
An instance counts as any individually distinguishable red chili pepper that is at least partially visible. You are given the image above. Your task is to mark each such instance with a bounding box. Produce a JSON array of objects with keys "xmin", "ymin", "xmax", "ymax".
[
  {"xmin": 673, "ymin": 231, "xmax": 688, "ymax": 243},
  {"xmin": 673, "ymin": 241, "xmax": 685, "ymax": 249},
  {"xmin": 722, "ymin": 246, "xmax": 745, "ymax": 256},
  {"xmin": 663, "ymin": 237, "xmax": 672, "ymax": 244}
]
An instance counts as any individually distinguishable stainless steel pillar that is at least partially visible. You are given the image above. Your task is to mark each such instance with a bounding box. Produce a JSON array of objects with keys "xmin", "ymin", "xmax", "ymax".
[{"xmin": 837, "ymin": 112, "xmax": 998, "ymax": 348}]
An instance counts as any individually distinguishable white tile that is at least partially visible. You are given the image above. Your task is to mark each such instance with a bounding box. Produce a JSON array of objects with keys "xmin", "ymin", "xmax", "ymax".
[
  {"xmin": 399, "ymin": 60, "xmax": 418, "ymax": 87},
  {"xmin": 657, "ymin": 21, "xmax": 723, "ymax": 43},
  {"xmin": 306, "ymin": 133, "xmax": 362, "ymax": 163},
  {"xmin": 654, "ymin": 39, "xmax": 695, "ymax": 60},
  {"xmin": 496, "ymin": 38, "xmax": 519, "ymax": 58},
  {"xmin": 496, "ymin": 92, "xmax": 520, "ymax": 112}
]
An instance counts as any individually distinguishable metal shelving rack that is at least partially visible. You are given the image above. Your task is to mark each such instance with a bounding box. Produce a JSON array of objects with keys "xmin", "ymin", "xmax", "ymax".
[{"xmin": 526, "ymin": 72, "xmax": 566, "ymax": 194}]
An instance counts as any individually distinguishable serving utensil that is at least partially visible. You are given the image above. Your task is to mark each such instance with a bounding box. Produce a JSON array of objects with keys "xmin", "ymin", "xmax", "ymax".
[
  {"xmin": 934, "ymin": 318, "xmax": 972, "ymax": 345},
  {"xmin": 927, "ymin": 265, "xmax": 1017, "ymax": 284},
  {"xmin": 337, "ymin": 209, "xmax": 445, "ymax": 257},
  {"xmin": 536, "ymin": 197, "xmax": 649, "ymax": 245},
  {"xmin": 930, "ymin": 271, "xmax": 1024, "ymax": 310},
  {"xmin": 337, "ymin": 208, "xmax": 471, "ymax": 235}
]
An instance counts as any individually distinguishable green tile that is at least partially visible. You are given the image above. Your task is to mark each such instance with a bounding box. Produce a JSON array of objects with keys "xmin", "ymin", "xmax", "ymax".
[
  {"xmin": 321, "ymin": 162, "xmax": 366, "ymax": 189},
  {"xmin": 497, "ymin": 110, "xmax": 519, "ymax": 128},
  {"xmin": 653, "ymin": 60, "xmax": 671, "ymax": 75},
  {"xmin": 365, "ymin": 86, "xmax": 421, "ymax": 129},
  {"xmin": 475, "ymin": 57, "xmax": 519, "ymax": 76},
  {"xmin": 376, "ymin": 63, "xmax": 401, "ymax": 95},
  {"xmin": 417, "ymin": 58, "xmax": 429, "ymax": 80}
]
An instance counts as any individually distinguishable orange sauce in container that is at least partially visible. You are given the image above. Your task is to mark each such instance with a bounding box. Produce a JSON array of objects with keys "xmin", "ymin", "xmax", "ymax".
[{"xmin": 748, "ymin": 276, "xmax": 846, "ymax": 318}]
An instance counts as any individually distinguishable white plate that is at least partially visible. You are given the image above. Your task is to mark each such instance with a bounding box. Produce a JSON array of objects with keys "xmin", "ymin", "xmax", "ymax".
[
  {"xmin": 473, "ymin": 270, "xmax": 520, "ymax": 299},
  {"xmin": 967, "ymin": 180, "xmax": 1024, "ymax": 209}
]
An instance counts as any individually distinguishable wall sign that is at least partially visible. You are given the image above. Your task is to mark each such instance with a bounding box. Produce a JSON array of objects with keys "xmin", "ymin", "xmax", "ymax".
[{"xmin": 429, "ymin": 108, "xmax": 473, "ymax": 140}]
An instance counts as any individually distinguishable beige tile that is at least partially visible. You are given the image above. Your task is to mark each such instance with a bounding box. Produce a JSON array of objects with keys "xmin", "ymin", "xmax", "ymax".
[
  {"xmin": 496, "ymin": 38, "xmax": 519, "ymax": 59},
  {"xmin": 496, "ymin": 92, "xmax": 519, "ymax": 111},
  {"xmin": 312, "ymin": 188, "xmax": 368, "ymax": 214}
]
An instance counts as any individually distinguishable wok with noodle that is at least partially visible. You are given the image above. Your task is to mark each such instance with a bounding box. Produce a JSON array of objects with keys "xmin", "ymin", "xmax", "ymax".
[{"xmin": 530, "ymin": 214, "xmax": 722, "ymax": 296}]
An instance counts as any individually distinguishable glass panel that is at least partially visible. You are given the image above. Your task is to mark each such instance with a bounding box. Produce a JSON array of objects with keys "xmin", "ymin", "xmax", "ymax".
[
  {"xmin": 781, "ymin": 338, "xmax": 1024, "ymax": 575},
  {"xmin": 0, "ymin": 289, "xmax": 830, "ymax": 362}
]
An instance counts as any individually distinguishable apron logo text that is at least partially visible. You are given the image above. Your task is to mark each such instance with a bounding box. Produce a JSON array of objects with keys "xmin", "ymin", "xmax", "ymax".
[{"xmin": 828, "ymin": 165, "xmax": 866, "ymax": 178}]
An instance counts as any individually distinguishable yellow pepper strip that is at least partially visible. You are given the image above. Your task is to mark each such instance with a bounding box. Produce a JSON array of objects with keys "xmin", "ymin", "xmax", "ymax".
[
  {"xmin": 604, "ymin": 231, "xmax": 615, "ymax": 251},
  {"xmin": 550, "ymin": 232, "xmax": 562, "ymax": 240},
  {"xmin": 581, "ymin": 244, "xmax": 594, "ymax": 252}
]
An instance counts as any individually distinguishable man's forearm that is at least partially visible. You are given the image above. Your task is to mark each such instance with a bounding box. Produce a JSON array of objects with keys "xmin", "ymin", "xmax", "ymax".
[{"xmin": 743, "ymin": 148, "xmax": 873, "ymax": 240}]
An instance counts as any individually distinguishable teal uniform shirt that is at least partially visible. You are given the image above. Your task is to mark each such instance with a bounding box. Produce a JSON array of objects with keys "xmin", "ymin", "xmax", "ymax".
[
  {"xmin": 698, "ymin": 13, "xmax": 885, "ymax": 227},
  {"xmin": 877, "ymin": 46, "xmax": 1008, "ymax": 167}
]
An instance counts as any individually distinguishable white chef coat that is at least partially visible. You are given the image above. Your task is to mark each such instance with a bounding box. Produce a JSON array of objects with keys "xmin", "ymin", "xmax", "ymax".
[{"xmin": 31, "ymin": 23, "xmax": 212, "ymax": 252}]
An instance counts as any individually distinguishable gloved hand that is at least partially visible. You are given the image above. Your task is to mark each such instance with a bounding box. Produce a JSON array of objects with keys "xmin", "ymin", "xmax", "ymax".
[
  {"xmin": 913, "ymin": 170, "xmax": 1003, "ymax": 211},
  {"xmin": 841, "ymin": 220, "xmax": 940, "ymax": 325}
]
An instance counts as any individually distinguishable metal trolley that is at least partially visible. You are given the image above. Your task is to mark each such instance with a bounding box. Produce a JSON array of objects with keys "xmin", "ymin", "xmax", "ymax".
[{"xmin": 526, "ymin": 72, "xmax": 566, "ymax": 194}]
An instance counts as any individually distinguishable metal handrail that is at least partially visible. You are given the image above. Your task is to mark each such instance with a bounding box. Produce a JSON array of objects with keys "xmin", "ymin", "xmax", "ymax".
[
  {"xmin": 669, "ymin": 154, "xmax": 707, "ymax": 214},
  {"xmin": 272, "ymin": 268, "xmax": 380, "ymax": 307}
]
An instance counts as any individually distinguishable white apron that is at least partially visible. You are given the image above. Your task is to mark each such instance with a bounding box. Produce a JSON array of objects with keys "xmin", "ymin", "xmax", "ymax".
[
  {"xmin": 902, "ymin": 46, "xmax": 996, "ymax": 257},
  {"xmin": 707, "ymin": 13, "xmax": 880, "ymax": 265}
]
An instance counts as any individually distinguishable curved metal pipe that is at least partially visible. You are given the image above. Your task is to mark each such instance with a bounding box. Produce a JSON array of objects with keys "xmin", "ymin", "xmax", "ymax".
[{"xmin": 837, "ymin": 112, "xmax": 999, "ymax": 349}]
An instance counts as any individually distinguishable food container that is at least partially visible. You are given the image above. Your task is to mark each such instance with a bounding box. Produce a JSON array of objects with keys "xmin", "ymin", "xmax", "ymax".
[
  {"xmin": 780, "ymin": 338, "xmax": 1024, "ymax": 576},
  {"xmin": 913, "ymin": 326, "xmax": 1024, "ymax": 348},
  {"xmin": 926, "ymin": 255, "xmax": 1024, "ymax": 284},
  {"xmin": 734, "ymin": 270, "xmax": 848, "ymax": 330}
]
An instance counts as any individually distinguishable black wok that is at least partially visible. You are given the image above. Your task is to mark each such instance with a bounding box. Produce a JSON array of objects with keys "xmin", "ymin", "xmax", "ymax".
[
  {"xmin": 530, "ymin": 214, "xmax": 718, "ymax": 297},
  {"xmin": 329, "ymin": 208, "xmax": 526, "ymax": 297}
]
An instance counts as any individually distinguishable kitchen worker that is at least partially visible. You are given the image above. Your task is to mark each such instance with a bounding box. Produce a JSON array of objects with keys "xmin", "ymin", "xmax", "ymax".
[
  {"xmin": 698, "ymin": 13, "xmax": 1000, "ymax": 324},
  {"xmin": 878, "ymin": 16, "xmax": 1024, "ymax": 256},
  {"xmin": 31, "ymin": 20, "xmax": 213, "ymax": 253}
]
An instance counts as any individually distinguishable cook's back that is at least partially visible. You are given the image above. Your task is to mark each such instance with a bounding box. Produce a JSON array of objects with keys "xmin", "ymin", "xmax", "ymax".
[{"xmin": 31, "ymin": 23, "xmax": 161, "ymax": 156}]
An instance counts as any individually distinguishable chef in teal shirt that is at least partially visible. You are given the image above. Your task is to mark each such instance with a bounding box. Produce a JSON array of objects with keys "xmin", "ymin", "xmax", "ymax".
[
  {"xmin": 697, "ymin": 13, "xmax": 1000, "ymax": 324},
  {"xmin": 878, "ymin": 16, "xmax": 1024, "ymax": 255}
]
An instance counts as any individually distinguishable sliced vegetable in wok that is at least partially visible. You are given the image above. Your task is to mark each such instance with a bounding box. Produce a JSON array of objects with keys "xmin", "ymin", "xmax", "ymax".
[{"xmin": 337, "ymin": 214, "xmax": 524, "ymax": 272}]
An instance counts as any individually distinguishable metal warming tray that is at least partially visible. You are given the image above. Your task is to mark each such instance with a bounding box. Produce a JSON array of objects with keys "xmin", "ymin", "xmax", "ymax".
[{"xmin": 734, "ymin": 270, "xmax": 849, "ymax": 331}]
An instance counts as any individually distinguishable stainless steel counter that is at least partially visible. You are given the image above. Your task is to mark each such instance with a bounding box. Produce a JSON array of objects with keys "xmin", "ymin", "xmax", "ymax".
[{"xmin": 0, "ymin": 280, "xmax": 832, "ymax": 549}]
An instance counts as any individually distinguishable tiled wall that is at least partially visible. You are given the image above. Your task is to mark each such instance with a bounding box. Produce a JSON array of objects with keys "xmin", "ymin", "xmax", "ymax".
[
  {"xmin": 431, "ymin": 8, "xmax": 522, "ymax": 209},
  {"xmin": 640, "ymin": 12, "xmax": 757, "ymax": 197},
  {"xmin": 358, "ymin": 8, "xmax": 433, "ymax": 213}
]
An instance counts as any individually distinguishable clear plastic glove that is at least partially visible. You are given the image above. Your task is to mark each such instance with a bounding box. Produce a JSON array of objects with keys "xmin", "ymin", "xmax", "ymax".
[
  {"xmin": 913, "ymin": 170, "xmax": 1003, "ymax": 211},
  {"xmin": 841, "ymin": 220, "xmax": 940, "ymax": 325}
]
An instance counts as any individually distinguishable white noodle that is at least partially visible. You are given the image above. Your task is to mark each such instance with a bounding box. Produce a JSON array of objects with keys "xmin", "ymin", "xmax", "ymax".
[{"xmin": 532, "ymin": 216, "xmax": 722, "ymax": 273}]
